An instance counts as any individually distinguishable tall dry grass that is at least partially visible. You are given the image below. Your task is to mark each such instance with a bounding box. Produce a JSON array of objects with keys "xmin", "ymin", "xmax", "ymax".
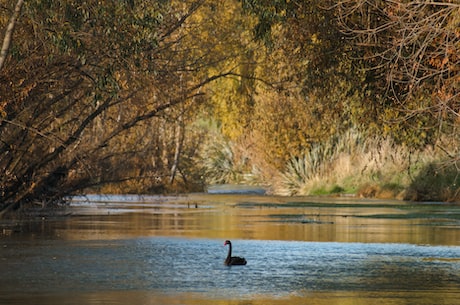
[
  {"xmin": 275, "ymin": 129, "xmax": 459, "ymax": 201},
  {"xmin": 196, "ymin": 128, "xmax": 261, "ymax": 185}
]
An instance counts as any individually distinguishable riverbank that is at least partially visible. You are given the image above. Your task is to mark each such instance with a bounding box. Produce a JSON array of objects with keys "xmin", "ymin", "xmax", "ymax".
[{"xmin": 264, "ymin": 134, "xmax": 460, "ymax": 202}]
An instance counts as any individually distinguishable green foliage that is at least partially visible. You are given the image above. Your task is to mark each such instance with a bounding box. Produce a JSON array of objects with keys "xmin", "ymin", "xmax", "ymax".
[
  {"xmin": 240, "ymin": 0, "xmax": 314, "ymax": 46},
  {"xmin": 405, "ymin": 162, "xmax": 460, "ymax": 202},
  {"xmin": 310, "ymin": 185, "xmax": 345, "ymax": 196}
]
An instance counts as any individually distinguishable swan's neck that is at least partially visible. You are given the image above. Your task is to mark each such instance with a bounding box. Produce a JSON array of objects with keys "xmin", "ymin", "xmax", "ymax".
[{"xmin": 226, "ymin": 243, "xmax": 232, "ymax": 260}]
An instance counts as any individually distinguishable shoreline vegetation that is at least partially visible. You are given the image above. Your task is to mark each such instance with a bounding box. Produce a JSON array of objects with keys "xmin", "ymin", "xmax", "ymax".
[
  {"xmin": 0, "ymin": 1, "xmax": 459, "ymax": 217},
  {"xmin": 198, "ymin": 128, "xmax": 460, "ymax": 202}
]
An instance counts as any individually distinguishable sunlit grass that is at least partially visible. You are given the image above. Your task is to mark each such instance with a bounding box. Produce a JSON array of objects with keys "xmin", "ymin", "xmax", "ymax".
[{"xmin": 275, "ymin": 129, "xmax": 460, "ymax": 201}]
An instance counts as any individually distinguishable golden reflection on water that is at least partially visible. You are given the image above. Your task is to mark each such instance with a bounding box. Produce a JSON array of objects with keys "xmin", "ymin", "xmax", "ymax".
[
  {"xmin": 54, "ymin": 194, "xmax": 460, "ymax": 246},
  {"xmin": 8, "ymin": 290, "xmax": 459, "ymax": 305}
]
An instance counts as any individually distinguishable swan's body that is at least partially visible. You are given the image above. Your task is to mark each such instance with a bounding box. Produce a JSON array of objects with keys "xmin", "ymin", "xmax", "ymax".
[{"xmin": 224, "ymin": 240, "xmax": 247, "ymax": 266}]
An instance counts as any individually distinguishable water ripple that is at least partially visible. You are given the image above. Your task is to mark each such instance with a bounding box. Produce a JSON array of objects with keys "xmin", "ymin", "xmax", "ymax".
[{"xmin": 1, "ymin": 237, "xmax": 459, "ymax": 300}]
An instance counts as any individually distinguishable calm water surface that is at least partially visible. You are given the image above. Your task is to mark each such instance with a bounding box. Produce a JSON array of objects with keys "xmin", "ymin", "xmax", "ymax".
[{"xmin": 1, "ymin": 194, "xmax": 459, "ymax": 305}]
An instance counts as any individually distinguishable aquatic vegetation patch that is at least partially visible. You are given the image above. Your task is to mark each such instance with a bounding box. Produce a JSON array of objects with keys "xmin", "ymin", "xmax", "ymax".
[
  {"xmin": 357, "ymin": 211, "xmax": 460, "ymax": 221},
  {"xmin": 234, "ymin": 200, "xmax": 408, "ymax": 209},
  {"xmin": 266, "ymin": 213, "xmax": 334, "ymax": 224}
]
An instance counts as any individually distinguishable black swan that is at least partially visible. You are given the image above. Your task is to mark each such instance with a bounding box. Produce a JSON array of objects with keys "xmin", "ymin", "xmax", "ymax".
[{"xmin": 224, "ymin": 240, "xmax": 247, "ymax": 266}]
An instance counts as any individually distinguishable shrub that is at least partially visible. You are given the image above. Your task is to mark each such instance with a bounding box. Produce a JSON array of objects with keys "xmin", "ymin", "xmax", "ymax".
[{"xmin": 405, "ymin": 161, "xmax": 460, "ymax": 202}]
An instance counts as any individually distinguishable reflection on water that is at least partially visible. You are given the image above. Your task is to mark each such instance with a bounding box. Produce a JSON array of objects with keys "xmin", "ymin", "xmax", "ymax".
[{"xmin": 1, "ymin": 194, "xmax": 459, "ymax": 305}]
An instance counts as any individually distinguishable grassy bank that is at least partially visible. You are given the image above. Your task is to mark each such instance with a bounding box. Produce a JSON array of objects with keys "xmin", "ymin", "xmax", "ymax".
[
  {"xmin": 275, "ymin": 131, "xmax": 459, "ymax": 201},
  {"xmin": 199, "ymin": 129, "xmax": 460, "ymax": 202}
]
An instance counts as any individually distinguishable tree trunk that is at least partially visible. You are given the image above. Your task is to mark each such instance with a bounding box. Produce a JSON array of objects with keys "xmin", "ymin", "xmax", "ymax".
[
  {"xmin": 170, "ymin": 115, "xmax": 185, "ymax": 184},
  {"xmin": 0, "ymin": 0, "xmax": 24, "ymax": 70}
]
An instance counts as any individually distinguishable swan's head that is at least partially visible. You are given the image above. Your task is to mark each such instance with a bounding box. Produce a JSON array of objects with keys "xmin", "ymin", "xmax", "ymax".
[{"xmin": 224, "ymin": 240, "xmax": 231, "ymax": 246}]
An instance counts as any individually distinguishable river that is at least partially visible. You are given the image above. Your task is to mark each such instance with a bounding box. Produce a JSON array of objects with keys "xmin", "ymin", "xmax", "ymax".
[{"xmin": 1, "ymin": 194, "xmax": 459, "ymax": 304}]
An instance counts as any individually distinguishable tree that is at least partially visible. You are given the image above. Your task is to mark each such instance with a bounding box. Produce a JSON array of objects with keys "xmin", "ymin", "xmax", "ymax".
[
  {"xmin": 335, "ymin": 0, "xmax": 460, "ymax": 146},
  {"xmin": 235, "ymin": 0, "xmax": 368, "ymax": 172},
  {"xmin": 0, "ymin": 0, "xmax": 245, "ymax": 216}
]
